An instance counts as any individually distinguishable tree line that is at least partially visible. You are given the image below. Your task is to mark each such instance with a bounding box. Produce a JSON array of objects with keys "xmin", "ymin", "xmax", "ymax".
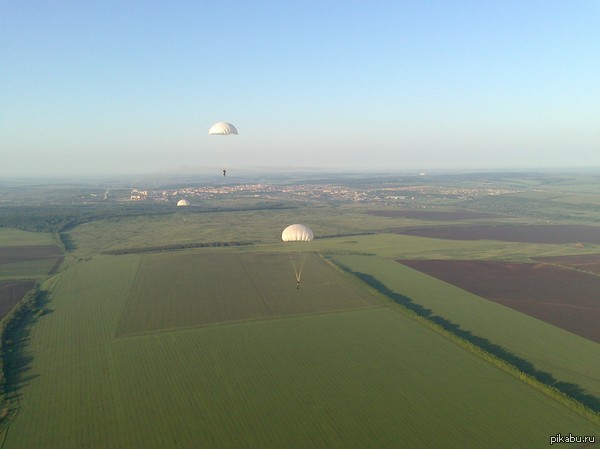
[{"xmin": 0, "ymin": 285, "xmax": 47, "ymax": 427}]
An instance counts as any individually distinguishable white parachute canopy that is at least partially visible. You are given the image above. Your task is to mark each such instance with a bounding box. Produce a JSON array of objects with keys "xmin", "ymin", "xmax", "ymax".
[
  {"xmin": 177, "ymin": 199, "xmax": 190, "ymax": 207},
  {"xmin": 208, "ymin": 121, "xmax": 238, "ymax": 135},
  {"xmin": 281, "ymin": 224, "xmax": 313, "ymax": 285},
  {"xmin": 282, "ymin": 224, "xmax": 314, "ymax": 242}
]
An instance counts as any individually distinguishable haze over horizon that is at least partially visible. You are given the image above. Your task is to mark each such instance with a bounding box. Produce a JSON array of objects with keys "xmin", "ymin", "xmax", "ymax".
[{"xmin": 2, "ymin": 1, "xmax": 599, "ymax": 178}]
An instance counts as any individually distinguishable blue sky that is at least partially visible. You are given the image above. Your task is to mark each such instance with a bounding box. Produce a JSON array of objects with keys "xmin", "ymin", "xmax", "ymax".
[{"xmin": 2, "ymin": 1, "xmax": 599, "ymax": 178}]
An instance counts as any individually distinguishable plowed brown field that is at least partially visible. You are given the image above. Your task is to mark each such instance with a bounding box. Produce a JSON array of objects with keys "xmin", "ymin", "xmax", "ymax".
[
  {"xmin": 398, "ymin": 259, "xmax": 600, "ymax": 343},
  {"xmin": 0, "ymin": 245, "xmax": 62, "ymax": 264},
  {"xmin": 535, "ymin": 253, "xmax": 600, "ymax": 275},
  {"xmin": 0, "ymin": 280, "xmax": 36, "ymax": 319}
]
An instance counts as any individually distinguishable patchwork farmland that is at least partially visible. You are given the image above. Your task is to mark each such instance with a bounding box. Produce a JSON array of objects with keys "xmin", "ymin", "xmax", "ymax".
[
  {"xmin": 0, "ymin": 230, "xmax": 63, "ymax": 318},
  {"xmin": 3, "ymin": 175, "xmax": 600, "ymax": 448},
  {"xmin": 0, "ymin": 230, "xmax": 63, "ymax": 282},
  {"xmin": 2, "ymin": 253, "xmax": 597, "ymax": 449},
  {"xmin": 332, "ymin": 255, "xmax": 600, "ymax": 403}
]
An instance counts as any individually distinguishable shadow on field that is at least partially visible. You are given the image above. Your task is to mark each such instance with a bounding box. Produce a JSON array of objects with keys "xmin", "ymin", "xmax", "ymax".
[
  {"xmin": 47, "ymin": 256, "xmax": 65, "ymax": 275},
  {"xmin": 3, "ymin": 336, "xmax": 36, "ymax": 404},
  {"xmin": 2, "ymin": 291, "xmax": 53, "ymax": 402},
  {"xmin": 59, "ymin": 232, "xmax": 77, "ymax": 252},
  {"xmin": 348, "ymin": 270, "xmax": 600, "ymax": 413}
]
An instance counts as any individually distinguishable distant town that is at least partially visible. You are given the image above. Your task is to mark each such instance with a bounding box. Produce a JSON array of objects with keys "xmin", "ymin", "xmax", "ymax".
[
  {"xmin": 129, "ymin": 182, "xmax": 518, "ymax": 206},
  {"xmin": 0, "ymin": 173, "xmax": 526, "ymax": 208}
]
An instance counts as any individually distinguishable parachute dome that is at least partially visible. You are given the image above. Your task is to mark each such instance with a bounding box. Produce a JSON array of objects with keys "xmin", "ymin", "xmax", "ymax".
[
  {"xmin": 177, "ymin": 199, "xmax": 190, "ymax": 207},
  {"xmin": 281, "ymin": 224, "xmax": 314, "ymax": 242},
  {"xmin": 208, "ymin": 122, "xmax": 238, "ymax": 135}
]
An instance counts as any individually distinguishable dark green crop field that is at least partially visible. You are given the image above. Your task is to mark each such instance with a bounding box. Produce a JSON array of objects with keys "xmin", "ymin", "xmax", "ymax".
[{"xmin": 117, "ymin": 252, "xmax": 380, "ymax": 336}]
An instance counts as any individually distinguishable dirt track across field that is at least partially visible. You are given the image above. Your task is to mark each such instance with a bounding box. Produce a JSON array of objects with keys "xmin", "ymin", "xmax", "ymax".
[{"xmin": 398, "ymin": 259, "xmax": 600, "ymax": 343}]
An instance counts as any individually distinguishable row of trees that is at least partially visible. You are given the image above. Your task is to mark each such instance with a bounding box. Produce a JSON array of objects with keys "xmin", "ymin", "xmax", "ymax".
[
  {"xmin": 0, "ymin": 285, "xmax": 45, "ymax": 427},
  {"xmin": 103, "ymin": 240, "xmax": 256, "ymax": 255}
]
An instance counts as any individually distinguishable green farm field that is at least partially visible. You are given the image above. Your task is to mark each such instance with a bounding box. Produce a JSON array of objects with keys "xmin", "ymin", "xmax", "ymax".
[
  {"xmin": 63, "ymin": 203, "xmax": 533, "ymax": 259},
  {"xmin": 0, "ymin": 258, "xmax": 60, "ymax": 281},
  {"xmin": 0, "ymin": 228, "xmax": 57, "ymax": 247},
  {"xmin": 2, "ymin": 253, "xmax": 597, "ymax": 449},
  {"xmin": 333, "ymin": 254, "xmax": 600, "ymax": 400},
  {"xmin": 65, "ymin": 205, "xmax": 389, "ymax": 258},
  {"xmin": 117, "ymin": 252, "xmax": 380, "ymax": 336}
]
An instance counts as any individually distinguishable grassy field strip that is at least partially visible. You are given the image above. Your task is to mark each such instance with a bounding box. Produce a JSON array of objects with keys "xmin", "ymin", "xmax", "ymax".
[
  {"xmin": 66, "ymin": 207, "xmax": 388, "ymax": 258},
  {"xmin": 373, "ymin": 233, "xmax": 600, "ymax": 260},
  {"xmin": 255, "ymin": 233, "xmax": 600, "ymax": 262},
  {"xmin": 0, "ymin": 259, "xmax": 59, "ymax": 280},
  {"xmin": 332, "ymin": 254, "xmax": 600, "ymax": 399},
  {"xmin": 117, "ymin": 253, "xmax": 380, "ymax": 336},
  {"xmin": 3, "ymin": 252, "xmax": 598, "ymax": 448},
  {"xmin": 0, "ymin": 229, "xmax": 57, "ymax": 247},
  {"xmin": 553, "ymin": 193, "xmax": 600, "ymax": 205},
  {"xmin": 67, "ymin": 206, "xmax": 600, "ymax": 261},
  {"xmin": 1, "ymin": 255, "xmax": 140, "ymax": 448},
  {"xmin": 107, "ymin": 308, "xmax": 597, "ymax": 449}
]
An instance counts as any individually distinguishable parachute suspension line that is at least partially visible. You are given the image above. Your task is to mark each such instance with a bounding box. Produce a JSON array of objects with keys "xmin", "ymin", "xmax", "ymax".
[
  {"xmin": 296, "ymin": 253, "xmax": 309, "ymax": 283},
  {"xmin": 288, "ymin": 252, "xmax": 300, "ymax": 283}
]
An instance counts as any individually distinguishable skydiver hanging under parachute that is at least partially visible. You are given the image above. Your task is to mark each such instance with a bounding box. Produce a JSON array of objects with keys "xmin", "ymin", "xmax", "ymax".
[
  {"xmin": 281, "ymin": 224, "xmax": 314, "ymax": 290},
  {"xmin": 208, "ymin": 121, "xmax": 238, "ymax": 177}
]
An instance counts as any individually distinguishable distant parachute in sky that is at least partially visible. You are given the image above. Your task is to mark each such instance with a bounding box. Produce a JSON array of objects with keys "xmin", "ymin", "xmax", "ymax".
[
  {"xmin": 209, "ymin": 122, "xmax": 238, "ymax": 176},
  {"xmin": 208, "ymin": 122, "xmax": 238, "ymax": 135},
  {"xmin": 281, "ymin": 224, "xmax": 314, "ymax": 242}
]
